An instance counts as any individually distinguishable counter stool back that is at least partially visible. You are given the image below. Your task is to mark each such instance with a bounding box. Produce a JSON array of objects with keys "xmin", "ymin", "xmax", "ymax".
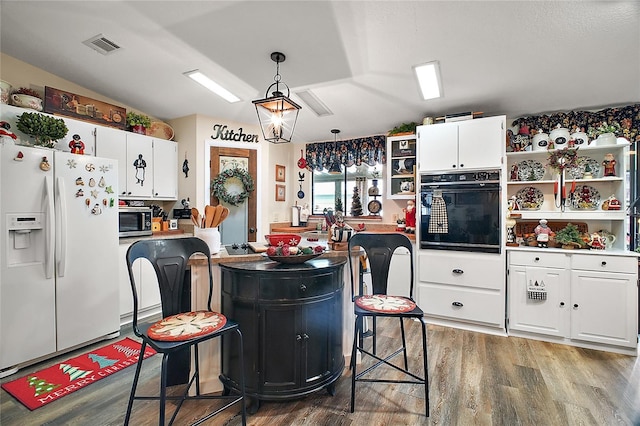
[
  {"xmin": 124, "ymin": 237, "xmax": 246, "ymax": 426},
  {"xmin": 347, "ymin": 232, "xmax": 429, "ymax": 416}
]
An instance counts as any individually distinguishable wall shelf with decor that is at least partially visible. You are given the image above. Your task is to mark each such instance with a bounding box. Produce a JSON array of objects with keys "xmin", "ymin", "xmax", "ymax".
[
  {"xmin": 386, "ymin": 133, "xmax": 416, "ymax": 199},
  {"xmin": 506, "ymin": 140, "xmax": 630, "ymax": 251}
]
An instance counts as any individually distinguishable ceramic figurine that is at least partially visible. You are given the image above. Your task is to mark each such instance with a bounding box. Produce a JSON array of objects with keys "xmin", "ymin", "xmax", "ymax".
[
  {"xmin": 534, "ymin": 219, "xmax": 552, "ymax": 248},
  {"xmin": 68, "ymin": 134, "xmax": 85, "ymax": 154},
  {"xmin": 602, "ymin": 153, "xmax": 616, "ymax": 176},
  {"xmin": 403, "ymin": 199, "xmax": 416, "ymax": 233}
]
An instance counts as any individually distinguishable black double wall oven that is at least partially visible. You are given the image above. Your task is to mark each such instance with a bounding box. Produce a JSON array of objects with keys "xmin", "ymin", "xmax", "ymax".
[{"xmin": 419, "ymin": 170, "xmax": 501, "ymax": 253}]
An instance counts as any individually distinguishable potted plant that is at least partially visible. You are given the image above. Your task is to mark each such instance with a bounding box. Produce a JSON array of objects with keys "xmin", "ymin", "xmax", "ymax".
[
  {"xmin": 388, "ymin": 122, "xmax": 418, "ymax": 136},
  {"xmin": 554, "ymin": 223, "xmax": 584, "ymax": 249},
  {"xmin": 11, "ymin": 87, "xmax": 43, "ymax": 111},
  {"xmin": 16, "ymin": 112, "xmax": 68, "ymax": 148},
  {"xmin": 126, "ymin": 111, "xmax": 151, "ymax": 134},
  {"xmin": 588, "ymin": 121, "xmax": 621, "ymax": 146}
]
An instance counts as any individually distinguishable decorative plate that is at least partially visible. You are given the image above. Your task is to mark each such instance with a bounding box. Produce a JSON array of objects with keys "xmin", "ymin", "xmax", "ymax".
[
  {"xmin": 568, "ymin": 156, "xmax": 601, "ymax": 179},
  {"xmin": 146, "ymin": 121, "xmax": 174, "ymax": 140},
  {"xmin": 264, "ymin": 252, "xmax": 323, "ymax": 264},
  {"xmin": 147, "ymin": 311, "xmax": 226, "ymax": 341},
  {"xmin": 355, "ymin": 295, "xmax": 416, "ymax": 313},
  {"xmin": 571, "ymin": 185, "xmax": 600, "ymax": 210},
  {"xmin": 515, "ymin": 186, "xmax": 544, "ymax": 210},
  {"xmin": 516, "ymin": 160, "xmax": 545, "ymax": 181}
]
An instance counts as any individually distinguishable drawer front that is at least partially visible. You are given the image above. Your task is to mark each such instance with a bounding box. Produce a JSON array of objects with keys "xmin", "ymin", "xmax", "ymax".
[
  {"xmin": 418, "ymin": 283, "xmax": 504, "ymax": 327},
  {"xmin": 260, "ymin": 271, "xmax": 337, "ymax": 300},
  {"xmin": 571, "ymin": 254, "xmax": 637, "ymax": 274},
  {"xmin": 418, "ymin": 253, "xmax": 504, "ymax": 290},
  {"xmin": 509, "ymin": 251, "xmax": 569, "ymax": 269}
]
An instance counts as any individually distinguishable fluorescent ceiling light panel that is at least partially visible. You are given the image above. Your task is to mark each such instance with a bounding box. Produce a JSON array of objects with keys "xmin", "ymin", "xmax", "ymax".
[
  {"xmin": 184, "ymin": 70, "xmax": 240, "ymax": 103},
  {"xmin": 413, "ymin": 61, "xmax": 442, "ymax": 100}
]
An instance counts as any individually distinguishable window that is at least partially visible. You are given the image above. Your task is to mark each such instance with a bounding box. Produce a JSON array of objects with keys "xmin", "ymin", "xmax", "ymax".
[{"xmin": 312, "ymin": 165, "xmax": 383, "ymax": 216}]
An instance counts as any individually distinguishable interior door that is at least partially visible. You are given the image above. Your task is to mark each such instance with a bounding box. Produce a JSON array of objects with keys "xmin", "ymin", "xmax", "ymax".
[{"xmin": 210, "ymin": 147, "xmax": 257, "ymax": 243}]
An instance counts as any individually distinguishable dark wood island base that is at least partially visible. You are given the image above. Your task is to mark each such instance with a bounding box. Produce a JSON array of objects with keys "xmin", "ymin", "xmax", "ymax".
[{"xmin": 219, "ymin": 257, "xmax": 346, "ymax": 414}]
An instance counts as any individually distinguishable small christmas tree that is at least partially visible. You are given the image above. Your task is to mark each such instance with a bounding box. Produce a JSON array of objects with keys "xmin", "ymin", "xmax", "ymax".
[
  {"xmin": 335, "ymin": 197, "xmax": 343, "ymax": 213},
  {"xmin": 350, "ymin": 186, "xmax": 363, "ymax": 216}
]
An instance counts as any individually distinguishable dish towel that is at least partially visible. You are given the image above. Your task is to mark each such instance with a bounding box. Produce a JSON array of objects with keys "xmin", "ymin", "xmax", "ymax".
[{"xmin": 428, "ymin": 195, "xmax": 449, "ymax": 233}]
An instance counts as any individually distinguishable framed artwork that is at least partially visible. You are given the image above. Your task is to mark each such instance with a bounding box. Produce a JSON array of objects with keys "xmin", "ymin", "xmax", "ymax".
[
  {"xmin": 275, "ymin": 184, "xmax": 286, "ymax": 201},
  {"xmin": 275, "ymin": 164, "xmax": 286, "ymax": 182},
  {"xmin": 43, "ymin": 86, "xmax": 127, "ymax": 130}
]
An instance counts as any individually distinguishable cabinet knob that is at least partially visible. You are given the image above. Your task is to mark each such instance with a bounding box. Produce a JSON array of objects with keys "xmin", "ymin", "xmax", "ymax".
[
  {"xmin": 154, "ymin": 192, "xmax": 158, "ymax": 196},
  {"xmin": 303, "ymin": 333, "xmax": 309, "ymax": 340},
  {"xmin": 560, "ymin": 302, "xmax": 565, "ymax": 307},
  {"xmin": 296, "ymin": 334, "xmax": 302, "ymax": 341},
  {"xmin": 534, "ymin": 257, "xmax": 540, "ymax": 262},
  {"xmin": 452, "ymin": 269, "xmax": 464, "ymax": 274},
  {"xmin": 573, "ymin": 304, "xmax": 579, "ymax": 309},
  {"xmin": 299, "ymin": 284, "xmax": 307, "ymax": 292},
  {"xmin": 601, "ymin": 261, "xmax": 607, "ymax": 267},
  {"xmin": 459, "ymin": 164, "xmax": 464, "ymax": 168},
  {"xmin": 121, "ymin": 191, "xmax": 126, "ymax": 195},
  {"xmin": 452, "ymin": 164, "xmax": 457, "ymax": 168},
  {"xmin": 452, "ymin": 301, "xmax": 463, "ymax": 307}
]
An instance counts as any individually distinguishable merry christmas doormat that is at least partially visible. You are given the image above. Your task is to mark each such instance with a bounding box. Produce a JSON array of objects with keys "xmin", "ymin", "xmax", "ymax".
[{"xmin": 1, "ymin": 338, "xmax": 155, "ymax": 410}]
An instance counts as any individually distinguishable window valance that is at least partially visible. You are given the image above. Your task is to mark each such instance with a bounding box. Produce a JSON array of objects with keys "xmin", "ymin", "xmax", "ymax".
[
  {"xmin": 305, "ymin": 135, "xmax": 386, "ymax": 172},
  {"xmin": 511, "ymin": 104, "xmax": 640, "ymax": 143}
]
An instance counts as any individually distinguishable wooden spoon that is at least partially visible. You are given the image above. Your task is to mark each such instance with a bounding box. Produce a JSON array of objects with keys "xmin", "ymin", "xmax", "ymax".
[
  {"xmin": 191, "ymin": 208, "xmax": 200, "ymax": 227},
  {"xmin": 204, "ymin": 205, "xmax": 217, "ymax": 228},
  {"xmin": 217, "ymin": 207, "xmax": 230, "ymax": 227},
  {"xmin": 211, "ymin": 205, "xmax": 224, "ymax": 228}
]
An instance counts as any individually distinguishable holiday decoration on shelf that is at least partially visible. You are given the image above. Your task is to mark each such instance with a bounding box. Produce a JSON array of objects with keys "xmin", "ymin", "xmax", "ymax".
[
  {"xmin": 210, "ymin": 167, "xmax": 255, "ymax": 206},
  {"xmin": 546, "ymin": 147, "xmax": 579, "ymax": 173},
  {"xmin": 335, "ymin": 196, "xmax": 343, "ymax": 214},
  {"xmin": 68, "ymin": 134, "xmax": 85, "ymax": 154},
  {"xmin": 350, "ymin": 186, "xmax": 363, "ymax": 216},
  {"xmin": 404, "ymin": 199, "xmax": 416, "ymax": 233},
  {"xmin": 602, "ymin": 153, "xmax": 616, "ymax": 177}
]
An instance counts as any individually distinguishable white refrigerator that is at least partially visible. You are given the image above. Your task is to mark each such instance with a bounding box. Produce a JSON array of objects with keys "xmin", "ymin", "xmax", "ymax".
[{"xmin": 0, "ymin": 143, "xmax": 120, "ymax": 373}]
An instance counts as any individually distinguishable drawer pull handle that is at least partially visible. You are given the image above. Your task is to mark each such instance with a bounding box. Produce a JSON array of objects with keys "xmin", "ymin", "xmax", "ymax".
[
  {"xmin": 452, "ymin": 269, "xmax": 464, "ymax": 274},
  {"xmin": 299, "ymin": 284, "xmax": 307, "ymax": 291},
  {"xmin": 601, "ymin": 261, "xmax": 607, "ymax": 267},
  {"xmin": 534, "ymin": 257, "xmax": 540, "ymax": 262},
  {"xmin": 452, "ymin": 301, "xmax": 463, "ymax": 307}
]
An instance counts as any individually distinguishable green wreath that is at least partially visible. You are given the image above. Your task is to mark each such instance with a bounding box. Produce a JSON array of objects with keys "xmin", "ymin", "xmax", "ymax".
[{"xmin": 211, "ymin": 167, "xmax": 255, "ymax": 206}]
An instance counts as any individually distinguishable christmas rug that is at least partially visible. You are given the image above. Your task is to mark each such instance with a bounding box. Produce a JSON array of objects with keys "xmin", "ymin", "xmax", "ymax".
[{"xmin": 1, "ymin": 337, "xmax": 155, "ymax": 410}]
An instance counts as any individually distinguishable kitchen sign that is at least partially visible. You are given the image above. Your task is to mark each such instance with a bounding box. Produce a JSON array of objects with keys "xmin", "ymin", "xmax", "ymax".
[{"xmin": 211, "ymin": 124, "xmax": 259, "ymax": 143}]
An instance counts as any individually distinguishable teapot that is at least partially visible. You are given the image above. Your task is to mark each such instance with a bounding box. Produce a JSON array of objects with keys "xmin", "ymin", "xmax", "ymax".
[{"xmin": 597, "ymin": 229, "xmax": 616, "ymax": 249}]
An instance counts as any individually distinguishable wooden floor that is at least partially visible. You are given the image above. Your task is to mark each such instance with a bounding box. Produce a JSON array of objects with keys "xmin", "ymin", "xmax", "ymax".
[{"xmin": 2, "ymin": 319, "xmax": 639, "ymax": 425}]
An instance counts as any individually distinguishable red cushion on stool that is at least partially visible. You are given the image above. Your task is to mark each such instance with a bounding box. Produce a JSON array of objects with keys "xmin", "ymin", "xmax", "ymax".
[
  {"xmin": 355, "ymin": 295, "xmax": 416, "ymax": 313},
  {"xmin": 148, "ymin": 311, "xmax": 227, "ymax": 341}
]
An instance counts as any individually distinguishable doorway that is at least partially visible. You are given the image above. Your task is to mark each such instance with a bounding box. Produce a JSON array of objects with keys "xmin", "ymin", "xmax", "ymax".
[{"xmin": 210, "ymin": 147, "xmax": 257, "ymax": 243}]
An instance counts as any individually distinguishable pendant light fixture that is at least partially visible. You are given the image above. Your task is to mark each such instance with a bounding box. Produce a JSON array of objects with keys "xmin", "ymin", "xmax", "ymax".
[
  {"xmin": 253, "ymin": 52, "xmax": 302, "ymax": 144},
  {"xmin": 328, "ymin": 129, "xmax": 343, "ymax": 174}
]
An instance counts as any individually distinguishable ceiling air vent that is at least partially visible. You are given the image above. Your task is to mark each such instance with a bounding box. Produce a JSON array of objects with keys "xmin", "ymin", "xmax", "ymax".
[
  {"xmin": 294, "ymin": 89, "xmax": 333, "ymax": 117},
  {"xmin": 82, "ymin": 34, "xmax": 121, "ymax": 55}
]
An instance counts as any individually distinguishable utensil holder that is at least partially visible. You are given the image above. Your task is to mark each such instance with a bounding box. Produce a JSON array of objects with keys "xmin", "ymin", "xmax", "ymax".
[{"xmin": 195, "ymin": 227, "xmax": 221, "ymax": 255}]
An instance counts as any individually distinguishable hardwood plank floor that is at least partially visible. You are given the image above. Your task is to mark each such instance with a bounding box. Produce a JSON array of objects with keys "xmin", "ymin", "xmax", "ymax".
[{"xmin": 2, "ymin": 319, "xmax": 639, "ymax": 425}]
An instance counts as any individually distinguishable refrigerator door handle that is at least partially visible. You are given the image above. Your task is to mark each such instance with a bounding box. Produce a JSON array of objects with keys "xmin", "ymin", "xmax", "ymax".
[
  {"xmin": 55, "ymin": 177, "xmax": 67, "ymax": 277},
  {"xmin": 44, "ymin": 175, "xmax": 55, "ymax": 279}
]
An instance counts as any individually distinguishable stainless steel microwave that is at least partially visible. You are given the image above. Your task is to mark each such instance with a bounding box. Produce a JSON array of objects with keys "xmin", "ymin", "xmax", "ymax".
[{"xmin": 118, "ymin": 207, "xmax": 152, "ymax": 237}]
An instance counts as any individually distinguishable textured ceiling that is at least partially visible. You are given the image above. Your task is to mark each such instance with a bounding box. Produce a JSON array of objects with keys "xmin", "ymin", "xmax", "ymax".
[{"xmin": 1, "ymin": 1, "xmax": 638, "ymax": 143}]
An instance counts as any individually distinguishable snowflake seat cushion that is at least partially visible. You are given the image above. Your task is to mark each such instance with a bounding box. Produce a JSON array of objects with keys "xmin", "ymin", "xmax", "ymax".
[
  {"xmin": 147, "ymin": 311, "xmax": 227, "ymax": 341},
  {"xmin": 355, "ymin": 295, "xmax": 416, "ymax": 313}
]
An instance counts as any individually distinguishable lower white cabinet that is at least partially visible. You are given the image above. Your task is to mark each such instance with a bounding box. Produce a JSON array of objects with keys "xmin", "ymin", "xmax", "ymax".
[
  {"xmin": 508, "ymin": 249, "xmax": 638, "ymax": 354},
  {"xmin": 417, "ymin": 250, "xmax": 506, "ymax": 331},
  {"xmin": 118, "ymin": 243, "xmax": 161, "ymax": 325}
]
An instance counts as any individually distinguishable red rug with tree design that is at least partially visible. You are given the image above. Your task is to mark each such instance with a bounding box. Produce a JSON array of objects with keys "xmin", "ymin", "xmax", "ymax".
[{"xmin": 1, "ymin": 337, "xmax": 155, "ymax": 410}]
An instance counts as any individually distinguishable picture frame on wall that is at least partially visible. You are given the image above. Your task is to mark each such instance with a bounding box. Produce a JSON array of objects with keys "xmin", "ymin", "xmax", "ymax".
[
  {"xmin": 275, "ymin": 184, "xmax": 286, "ymax": 201},
  {"xmin": 275, "ymin": 164, "xmax": 286, "ymax": 182},
  {"xmin": 43, "ymin": 86, "xmax": 127, "ymax": 130}
]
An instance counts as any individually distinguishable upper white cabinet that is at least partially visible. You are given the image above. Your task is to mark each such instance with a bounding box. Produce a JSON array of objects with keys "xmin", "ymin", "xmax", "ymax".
[
  {"xmin": 151, "ymin": 137, "xmax": 178, "ymax": 199},
  {"xmin": 417, "ymin": 115, "xmax": 505, "ymax": 172},
  {"xmin": 96, "ymin": 129, "xmax": 177, "ymax": 200}
]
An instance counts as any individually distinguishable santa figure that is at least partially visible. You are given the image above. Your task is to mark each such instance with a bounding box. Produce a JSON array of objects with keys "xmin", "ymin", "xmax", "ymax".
[
  {"xmin": 403, "ymin": 199, "xmax": 417, "ymax": 234},
  {"xmin": 68, "ymin": 134, "xmax": 85, "ymax": 155},
  {"xmin": 602, "ymin": 153, "xmax": 616, "ymax": 177},
  {"xmin": 0, "ymin": 121, "xmax": 17, "ymax": 140}
]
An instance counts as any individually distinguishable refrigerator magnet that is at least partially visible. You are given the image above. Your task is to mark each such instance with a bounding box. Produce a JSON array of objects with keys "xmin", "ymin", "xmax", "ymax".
[
  {"xmin": 102, "ymin": 198, "xmax": 108, "ymax": 206},
  {"xmin": 109, "ymin": 198, "xmax": 115, "ymax": 207},
  {"xmin": 75, "ymin": 189, "xmax": 84, "ymax": 197},
  {"xmin": 40, "ymin": 157, "xmax": 50, "ymax": 171},
  {"xmin": 91, "ymin": 204, "xmax": 102, "ymax": 215},
  {"xmin": 99, "ymin": 165, "xmax": 110, "ymax": 173},
  {"xmin": 89, "ymin": 177, "xmax": 95, "ymax": 187},
  {"xmin": 85, "ymin": 163, "xmax": 95, "ymax": 172},
  {"xmin": 85, "ymin": 198, "xmax": 91, "ymax": 207},
  {"xmin": 14, "ymin": 151, "xmax": 24, "ymax": 161},
  {"xmin": 67, "ymin": 159, "xmax": 76, "ymax": 168},
  {"xmin": 104, "ymin": 185, "xmax": 114, "ymax": 194},
  {"xmin": 76, "ymin": 177, "xmax": 84, "ymax": 185},
  {"xmin": 98, "ymin": 176, "xmax": 105, "ymax": 187},
  {"xmin": 90, "ymin": 189, "xmax": 98, "ymax": 199}
]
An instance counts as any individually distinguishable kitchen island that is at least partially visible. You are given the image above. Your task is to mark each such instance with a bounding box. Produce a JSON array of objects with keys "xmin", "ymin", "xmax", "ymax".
[{"xmin": 189, "ymin": 246, "xmax": 361, "ymax": 395}]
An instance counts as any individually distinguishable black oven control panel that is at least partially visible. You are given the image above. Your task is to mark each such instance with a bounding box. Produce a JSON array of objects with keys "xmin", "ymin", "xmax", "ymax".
[{"xmin": 421, "ymin": 170, "xmax": 500, "ymax": 184}]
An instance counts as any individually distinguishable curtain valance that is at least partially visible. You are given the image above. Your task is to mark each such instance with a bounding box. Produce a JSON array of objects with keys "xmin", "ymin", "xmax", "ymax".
[{"xmin": 304, "ymin": 135, "xmax": 386, "ymax": 172}]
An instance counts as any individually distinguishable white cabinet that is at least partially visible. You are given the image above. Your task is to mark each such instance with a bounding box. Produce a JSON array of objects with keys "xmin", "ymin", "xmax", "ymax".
[
  {"xmin": 417, "ymin": 250, "xmax": 506, "ymax": 331},
  {"xmin": 152, "ymin": 137, "xmax": 178, "ymax": 199},
  {"xmin": 508, "ymin": 249, "xmax": 638, "ymax": 354},
  {"xmin": 96, "ymin": 130, "xmax": 177, "ymax": 200},
  {"xmin": 386, "ymin": 134, "xmax": 416, "ymax": 199},
  {"xmin": 118, "ymin": 243, "xmax": 161, "ymax": 325},
  {"xmin": 417, "ymin": 115, "xmax": 505, "ymax": 172}
]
